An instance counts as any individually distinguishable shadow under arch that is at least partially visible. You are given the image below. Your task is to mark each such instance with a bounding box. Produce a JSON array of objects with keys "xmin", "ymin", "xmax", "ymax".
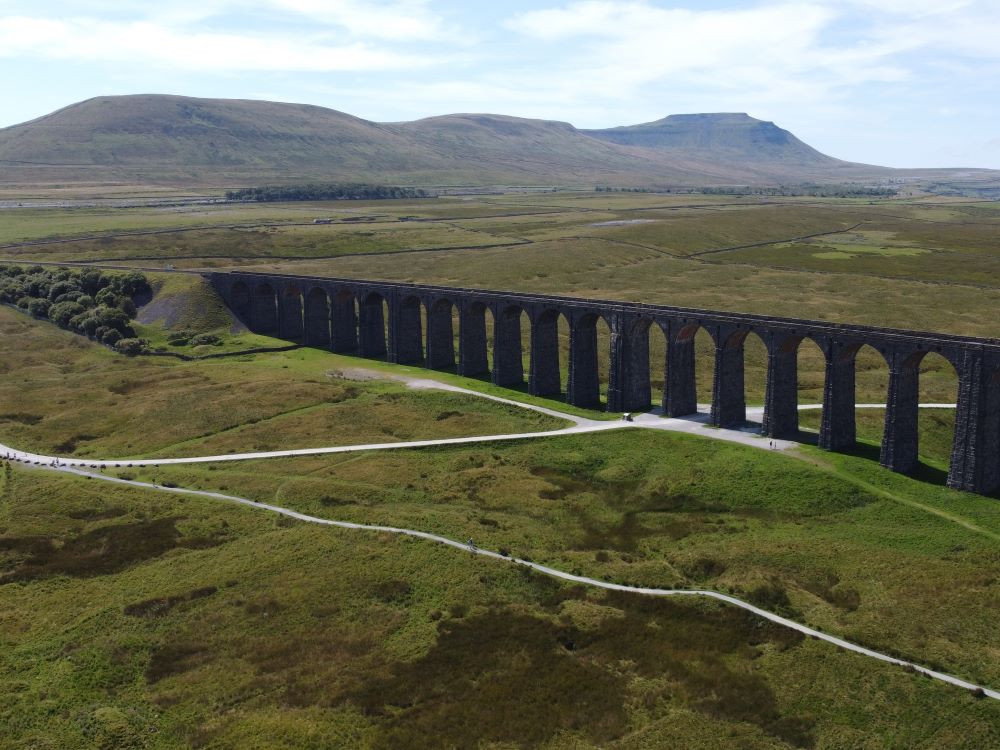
[
  {"xmin": 279, "ymin": 284, "xmax": 303, "ymax": 340},
  {"xmin": 229, "ymin": 281, "xmax": 251, "ymax": 327},
  {"xmin": 426, "ymin": 296, "xmax": 458, "ymax": 371},
  {"xmin": 358, "ymin": 291, "xmax": 388, "ymax": 359},
  {"xmin": 493, "ymin": 303, "xmax": 529, "ymax": 388},
  {"xmin": 303, "ymin": 287, "xmax": 330, "ymax": 348},
  {"xmin": 252, "ymin": 282, "xmax": 278, "ymax": 334},
  {"xmin": 393, "ymin": 294, "xmax": 424, "ymax": 365},
  {"xmin": 458, "ymin": 301, "xmax": 492, "ymax": 379},
  {"xmin": 330, "ymin": 289, "xmax": 358, "ymax": 353}
]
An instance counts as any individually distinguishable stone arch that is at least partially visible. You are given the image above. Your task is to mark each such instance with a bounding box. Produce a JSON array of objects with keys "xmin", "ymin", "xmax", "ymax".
[
  {"xmin": 229, "ymin": 281, "xmax": 251, "ymax": 325},
  {"xmin": 426, "ymin": 297, "xmax": 458, "ymax": 371},
  {"xmin": 252, "ymin": 282, "xmax": 278, "ymax": 334},
  {"xmin": 392, "ymin": 294, "xmax": 424, "ymax": 365},
  {"xmin": 459, "ymin": 300, "xmax": 492, "ymax": 378},
  {"xmin": 568, "ymin": 311, "xmax": 612, "ymax": 409},
  {"xmin": 664, "ymin": 322, "xmax": 716, "ymax": 418},
  {"xmin": 878, "ymin": 348, "xmax": 961, "ymax": 476},
  {"xmin": 303, "ymin": 287, "xmax": 330, "ymax": 348},
  {"xmin": 529, "ymin": 307, "xmax": 571, "ymax": 397},
  {"xmin": 616, "ymin": 316, "xmax": 664, "ymax": 413},
  {"xmin": 330, "ymin": 289, "xmax": 358, "ymax": 353},
  {"xmin": 708, "ymin": 327, "xmax": 760, "ymax": 428},
  {"xmin": 493, "ymin": 303, "xmax": 529, "ymax": 388},
  {"xmin": 279, "ymin": 284, "xmax": 304, "ymax": 340},
  {"xmin": 763, "ymin": 334, "xmax": 826, "ymax": 439},
  {"xmin": 358, "ymin": 291, "xmax": 388, "ymax": 359},
  {"xmin": 818, "ymin": 340, "xmax": 891, "ymax": 454}
]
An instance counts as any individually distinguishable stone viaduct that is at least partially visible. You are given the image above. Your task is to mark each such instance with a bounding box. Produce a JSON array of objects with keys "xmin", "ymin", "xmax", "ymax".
[{"xmin": 210, "ymin": 271, "xmax": 1000, "ymax": 496}]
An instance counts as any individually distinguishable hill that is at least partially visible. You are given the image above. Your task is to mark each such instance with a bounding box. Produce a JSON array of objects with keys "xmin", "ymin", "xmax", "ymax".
[
  {"xmin": 0, "ymin": 94, "xmax": 994, "ymax": 190},
  {"xmin": 583, "ymin": 112, "xmax": 839, "ymax": 166}
]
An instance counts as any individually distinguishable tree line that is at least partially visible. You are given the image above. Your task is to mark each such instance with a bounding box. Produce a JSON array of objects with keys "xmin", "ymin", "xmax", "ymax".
[
  {"xmin": 0, "ymin": 266, "xmax": 151, "ymax": 354},
  {"xmin": 225, "ymin": 184, "xmax": 429, "ymax": 202},
  {"xmin": 595, "ymin": 184, "xmax": 899, "ymax": 198}
]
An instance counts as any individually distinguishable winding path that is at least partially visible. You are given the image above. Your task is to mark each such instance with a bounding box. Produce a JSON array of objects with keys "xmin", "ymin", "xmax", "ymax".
[{"xmin": 3, "ymin": 378, "xmax": 994, "ymax": 702}]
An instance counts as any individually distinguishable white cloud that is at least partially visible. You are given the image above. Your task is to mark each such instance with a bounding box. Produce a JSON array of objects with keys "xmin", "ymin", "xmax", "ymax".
[
  {"xmin": 265, "ymin": 0, "xmax": 452, "ymax": 41},
  {"xmin": 0, "ymin": 15, "xmax": 443, "ymax": 71}
]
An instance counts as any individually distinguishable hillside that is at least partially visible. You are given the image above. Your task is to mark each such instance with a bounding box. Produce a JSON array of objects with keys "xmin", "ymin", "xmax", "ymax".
[
  {"xmin": 0, "ymin": 94, "xmax": 992, "ymax": 189},
  {"xmin": 583, "ymin": 113, "xmax": 839, "ymax": 165}
]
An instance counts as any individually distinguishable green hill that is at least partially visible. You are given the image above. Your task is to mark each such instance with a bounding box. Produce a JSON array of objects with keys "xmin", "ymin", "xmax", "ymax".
[{"xmin": 0, "ymin": 94, "xmax": 993, "ymax": 189}]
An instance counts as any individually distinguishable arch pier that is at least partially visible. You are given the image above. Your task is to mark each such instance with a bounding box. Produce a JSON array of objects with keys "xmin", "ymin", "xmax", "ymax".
[{"xmin": 211, "ymin": 272, "xmax": 1000, "ymax": 496}]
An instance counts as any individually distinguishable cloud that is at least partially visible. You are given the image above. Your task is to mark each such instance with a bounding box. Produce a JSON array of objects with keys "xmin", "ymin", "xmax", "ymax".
[
  {"xmin": 265, "ymin": 0, "xmax": 453, "ymax": 41},
  {"xmin": 0, "ymin": 14, "xmax": 443, "ymax": 71}
]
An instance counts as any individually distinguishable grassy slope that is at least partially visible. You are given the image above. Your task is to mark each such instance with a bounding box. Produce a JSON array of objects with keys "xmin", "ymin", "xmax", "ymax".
[
  {"xmin": 1, "ymin": 465, "xmax": 998, "ymax": 749},
  {"xmin": 0, "ymin": 306, "xmax": 565, "ymax": 459}
]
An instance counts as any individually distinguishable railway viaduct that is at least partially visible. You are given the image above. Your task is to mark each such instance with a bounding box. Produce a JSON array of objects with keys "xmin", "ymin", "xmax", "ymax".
[{"xmin": 210, "ymin": 271, "xmax": 1000, "ymax": 496}]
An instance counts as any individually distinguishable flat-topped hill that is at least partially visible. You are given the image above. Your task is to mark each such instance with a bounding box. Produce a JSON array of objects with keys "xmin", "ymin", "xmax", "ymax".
[{"xmin": 0, "ymin": 94, "xmax": 991, "ymax": 188}]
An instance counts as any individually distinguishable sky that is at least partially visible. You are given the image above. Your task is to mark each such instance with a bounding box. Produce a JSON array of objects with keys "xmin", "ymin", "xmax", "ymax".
[{"xmin": 1, "ymin": 0, "xmax": 998, "ymax": 168}]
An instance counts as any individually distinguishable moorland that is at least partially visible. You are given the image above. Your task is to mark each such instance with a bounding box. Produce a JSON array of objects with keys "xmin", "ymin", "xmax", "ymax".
[{"xmin": 1, "ymin": 180, "xmax": 1000, "ymax": 748}]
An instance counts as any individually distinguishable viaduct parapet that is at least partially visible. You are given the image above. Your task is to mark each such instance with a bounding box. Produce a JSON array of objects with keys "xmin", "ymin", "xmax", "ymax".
[{"xmin": 209, "ymin": 271, "xmax": 1000, "ymax": 496}]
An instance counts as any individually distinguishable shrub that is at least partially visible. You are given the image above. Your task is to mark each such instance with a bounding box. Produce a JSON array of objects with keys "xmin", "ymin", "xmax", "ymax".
[
  {"xmin": 47, "ymin": 280, "xmax": 80, "ymax": 301},
  {"xmin": 101, "ymin": 329, "xmax": 123, "ymax": 346},
  {"xmin": 49, "ymin": 301, "xmax": 85, "ymax": 327},
  {"xmin": 114, "ymin": 338, "xmax": 149, "ymax": 356},
  {"xmin": 27, "ymin": 298, "xmax": 51, "ymax": 318},
  {"xmin": 189, "ymin": 333, "xmax": 222, "ymax": 346}
]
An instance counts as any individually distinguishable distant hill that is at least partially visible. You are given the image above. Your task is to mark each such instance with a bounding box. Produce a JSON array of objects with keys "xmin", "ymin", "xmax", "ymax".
[
  {"xmin": 582, "ymin": 113, "xmax": 838, "ymax": 166},
  {"xmin": 0, "ymin": 94, "xmax": 993, "ymax": 189}
]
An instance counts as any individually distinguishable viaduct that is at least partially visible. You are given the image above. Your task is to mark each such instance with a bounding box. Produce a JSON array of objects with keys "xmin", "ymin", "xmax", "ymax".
[{"xmin": 210, "ymin": 271, "xmax": 1000, "ymax": 497}]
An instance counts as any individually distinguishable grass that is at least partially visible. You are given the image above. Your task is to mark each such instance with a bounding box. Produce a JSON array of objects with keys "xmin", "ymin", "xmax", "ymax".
[
  {"xmin": 2, "ymin": 191, "xmax": 1000, "ymax": 746},
  {"xmin": 0, "ymin": 306, "xmax": 567, "ymax": 459},
  {"xmin": 139, "ymin": 426, "xmax": 1000, "ymax": 690},
  {"xmin": 1, "ymin": 465, "xmax": 998, "ymax": 749}
]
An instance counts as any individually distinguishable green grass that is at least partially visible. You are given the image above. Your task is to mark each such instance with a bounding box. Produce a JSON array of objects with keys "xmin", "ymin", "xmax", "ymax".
[
  {"xmin": 2, "ymin": 465, "xmax": 998, "ymax": 749},
  {"xmin": 0, "ymin": 306, "xmax": 567, "ymax": 459},
  {"xmin": 139, "ymin": 426, "xmax": 1000, "ymax": 690},
  {"xmin": 3, "ymin": 191, "xmax": 1000, "ymax": 746}
]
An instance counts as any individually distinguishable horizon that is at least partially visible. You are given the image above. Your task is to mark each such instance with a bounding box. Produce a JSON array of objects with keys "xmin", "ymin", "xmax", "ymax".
[{"xmin": 1, "ymin": 1, "xmax": 999, "ymax": 169}]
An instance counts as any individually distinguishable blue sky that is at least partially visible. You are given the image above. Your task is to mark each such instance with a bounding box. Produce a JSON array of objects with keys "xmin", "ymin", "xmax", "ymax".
[{"xmin": 1, "ymin": 0, "xmax": 998, "ymax": 168}]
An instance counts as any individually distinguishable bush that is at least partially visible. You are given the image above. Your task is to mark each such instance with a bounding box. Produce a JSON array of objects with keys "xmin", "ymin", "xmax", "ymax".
[
  {"xmin": 189, "ymin": 333, "xmax": 222, "ymax": 346},
  {"xmin": 27, "ymin": 298, "xmax": 51, "ymax": 318},
  {"xmin": 101, "ymin": 329, "xmax": 123, "ymax": 346},
  {"xmin": 49, "ymin": 300, "xmax": 85, "ymax": 326},
  {"xmin": 114, "ymin": 338, "xmax": 149, "ymax": 357},
  {"xmin": 47, "ymin": 280, "xmax": 79, "ymax": 301}
]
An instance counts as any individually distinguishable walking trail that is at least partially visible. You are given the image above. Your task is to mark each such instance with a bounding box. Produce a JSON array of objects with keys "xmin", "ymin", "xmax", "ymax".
[{"xmin": 3, "ymin": 375, "xmax": 995, "ymax": 701}]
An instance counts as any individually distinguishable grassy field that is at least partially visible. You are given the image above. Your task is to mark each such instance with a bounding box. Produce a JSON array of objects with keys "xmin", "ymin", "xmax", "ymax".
[
  {"xmin": 1, "ymin": 464, "xmax": 998, "ymax": 749},
  {"xmin": 2, "ymin": 191, "xmax": 999, "ymax": 747},
  {"xmin": 0, "ymin": 306, "xmax": 565, "ymax": 459}
]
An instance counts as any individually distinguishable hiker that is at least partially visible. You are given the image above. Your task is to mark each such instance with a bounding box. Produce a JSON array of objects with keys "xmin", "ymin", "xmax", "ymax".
[{"xmin": 467, "ymin": 538, "xmax": 476, "ymax": 552}]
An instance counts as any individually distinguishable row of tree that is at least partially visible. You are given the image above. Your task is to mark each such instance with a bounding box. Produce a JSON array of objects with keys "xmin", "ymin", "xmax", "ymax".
[
  {"xmin": 0, "ymin": 266, "xmax": 151, "ymax": 351},
  {"xmin": 595, "ymin": 184, "xmax": 899, "ymax": 198},
  {"xmin": 225, "ymin": 184, "xmax": 429, "ymax": 202}
]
